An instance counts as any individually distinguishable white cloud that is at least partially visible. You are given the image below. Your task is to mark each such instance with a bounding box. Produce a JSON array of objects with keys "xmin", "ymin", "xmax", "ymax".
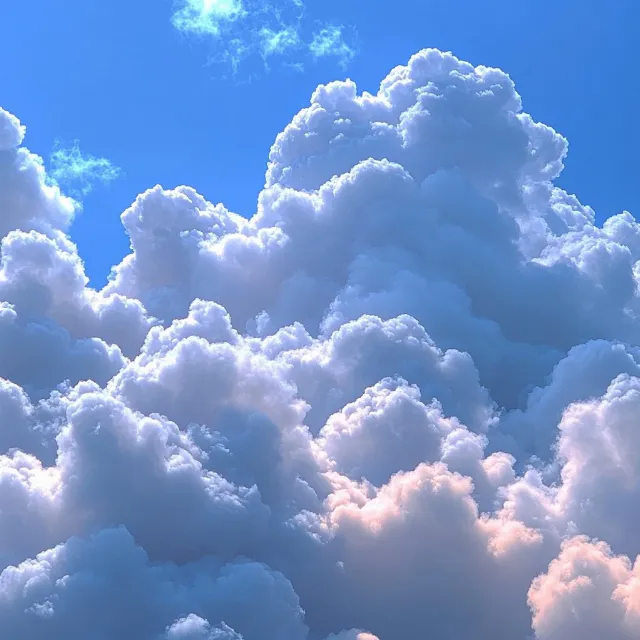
[
  {"xmin": 0, "ymin": 107, "xmax": 25, "ymax": 149},
  {"xmin": 309, "ymin": 26, "xmax": 356, "ymax": 68},
  {"xmin": 259, "ymin": 25, "xmax": 301, "ymax": 59},
  {"xmin": 529, "ymin": 536, "xmax": 640, "ymax": 640},
  {"xmin": 172, "ymin": 0, "xmax": 246, "ymax": 37},
  {"xmin": 49, "ymin": 141, "xmax": 121, "ymax": 198},
  {"xmin": 171, "ymin": 0, "xmax": 356, "ymax": 73},
  {"xmin": 0, "ymin": 47, "xmax": 638, "ymax": 638},
  {"xmin": 165, "ymin": 615, "xmax": 243, "ymax": 639}
]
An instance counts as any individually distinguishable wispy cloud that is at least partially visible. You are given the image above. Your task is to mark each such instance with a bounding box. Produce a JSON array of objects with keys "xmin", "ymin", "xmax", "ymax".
[
  {"xmin": 309, "ymin": 25, "xmax": 356, "ymax": 68},
  {"xmin": 171, "ymin": 0, "xmax": 357, "ymax": 74},
  {"xmin": 171, "ymin": 0, "xmax": 245, "ymax": 37},
  {"xmin": 259, "ymin": 25, "xmax": 301, "ymax": 59},
  {"xmin": 49, "ymin": 141, "xmax": 122, "ymax": 199}
]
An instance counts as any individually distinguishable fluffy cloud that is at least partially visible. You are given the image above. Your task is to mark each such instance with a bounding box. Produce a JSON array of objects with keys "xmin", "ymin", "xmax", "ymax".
[
  {"xmin": 0, "ymin": 526, "xmax": 307, "ymax": 640},
  {"xmin": 529, "ymin": 536, "xmax": 640, "ymax": 640},
  {"xmin": 0, "ymin": 47, "xmax": 638, "ymax": 638},
  {"xmin": 0, "ymin": 108, "xmax": 25, "ymax": 150}
]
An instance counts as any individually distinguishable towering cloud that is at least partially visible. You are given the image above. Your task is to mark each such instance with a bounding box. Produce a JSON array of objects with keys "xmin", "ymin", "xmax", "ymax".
[{"xmin": 0, "ymin": 49, "xmax": 638, "ymax": 638}]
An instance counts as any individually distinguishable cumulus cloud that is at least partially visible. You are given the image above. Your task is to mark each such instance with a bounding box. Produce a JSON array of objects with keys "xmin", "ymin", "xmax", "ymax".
[
  {"xmin": 171, "ymin": 0, "xmax": 357, "ymax": 73},
  {"xmin": 529, "ymin": 536, "xmax": 640, "ymax": 640},
  {"xmin": 49, "ymin": 141, "xmax": 122, "ymax": 198},
  {"xmin": 0, "ymin": 46, "xmax": 637, "ymax": 638},
  {"xmin": 0, "ymin": 108, "xmax": 25, "ymax": 150},
  {"xmin": 0, "ymin": 526, "xmax": 307, "ymax": 639}
]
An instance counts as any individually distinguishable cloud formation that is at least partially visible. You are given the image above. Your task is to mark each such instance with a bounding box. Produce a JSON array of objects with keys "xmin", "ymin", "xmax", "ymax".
[
  {"xmin": 172, "ymin": 0, "xmax": 246, "ymax": 37},
  {"xmin": 0, "ymin": 48, "xmax": 638, "ymax": 638},
  {"xmin": 171, "ymin": 0, "xmax": 356, "ymax": 72},
  {"xmin": 49, "ymin": 141, "xmax": 122, "ymax": 199},
  {"xmin": 309, "ymin": 26, "xmax": 356, "ymax": 68}
]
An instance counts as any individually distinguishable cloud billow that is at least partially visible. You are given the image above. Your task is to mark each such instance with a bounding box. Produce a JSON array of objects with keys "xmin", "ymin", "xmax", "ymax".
[{"xmin": 0, "ymin": 48, "xmax": 639, "ymax": 639}]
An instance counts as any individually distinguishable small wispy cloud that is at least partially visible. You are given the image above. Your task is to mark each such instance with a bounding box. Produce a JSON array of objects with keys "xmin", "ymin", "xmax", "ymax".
[
  {"xmin": 49, "ymin": 141, "xmax": 122, "ymax": 199},
  {"xmin": 171, "ymin": 0, "xmax": 245, "ymax": 37},
  {"xmin": 259, "ymin": 25, "xmax": 301, "ymax": 59},
  {"xmin": 309, "ymin": 25, "xmax": 356, "ymax": 68},
  {"xmin": 171, "ymin": 0, "xmax": 357, "ymax": 74}
]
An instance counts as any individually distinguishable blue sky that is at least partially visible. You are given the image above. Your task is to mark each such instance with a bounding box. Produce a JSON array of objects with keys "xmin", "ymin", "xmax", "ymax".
[{"xmin": 0, "ymin": 0, "xmax": 636, "ymax": 284}]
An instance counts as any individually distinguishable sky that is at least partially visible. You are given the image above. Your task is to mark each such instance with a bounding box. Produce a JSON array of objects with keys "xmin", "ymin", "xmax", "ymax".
[
  {"xmin": 3, "ymin": 1, "xmax": 640, "ymax": 639},
  {"xmin": 0, "ymin": 0, "xmax": 636, "ymax": 284}
]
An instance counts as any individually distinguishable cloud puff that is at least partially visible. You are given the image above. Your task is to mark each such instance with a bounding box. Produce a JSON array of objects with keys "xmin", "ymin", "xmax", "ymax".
[
  {"xmin": 0, "ymin": 107, "xmax": 25, "ymax": 150},
  {"xmin": 0, "ymin": 526, "xmax": 307, "ymax": 639},
  {"xmin": 0, "ymin": 47, "xmax": 638, "ymax": 639},
  {"xmin": 49, "ymin": 141, "xmax": 122, "ymax": 198},
  {"xmin": 171, "ymin": 0, "xmax": 356, "ymax": 73},
  {"xmin": 529, "ymin": 536, "xmax": 640, "ymax": 640}
]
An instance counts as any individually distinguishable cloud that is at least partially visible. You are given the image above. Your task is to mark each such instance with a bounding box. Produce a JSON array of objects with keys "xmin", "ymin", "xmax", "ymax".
[
  {"xmin": 529, "ymin": 536, "xmax": 640, "ymax": 640},
  {"xmin": 49, "ymin": 141, "xmax": 122, "ymax": 198},
  {"xmin": 259, "ymin": 26, "xmax": 301, "ymax": 59},
  {"xmin": 165, "ymin": 615, "xmax": 243, "ymax": 639},
  {"xmin": 0, "ymin": 46, "xmax": 638, "ymax": 638},
  {"xmin": 0, "ymin": 107, "xmax": 26, "ymax": 149},
  {"xmin": 172, "ymin": 0, "xmax": 246, "ymax": 37},
  {"xmin": 309, "ymin": 26, "xmax": 356, "ymax": 68},
  {"xmin": 0, "ymin": 526, "xmax": 308, "ymax": 639},
  {"xmin": 171, "ymin": 0, "xmax": 356, "ymax": 73}
]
